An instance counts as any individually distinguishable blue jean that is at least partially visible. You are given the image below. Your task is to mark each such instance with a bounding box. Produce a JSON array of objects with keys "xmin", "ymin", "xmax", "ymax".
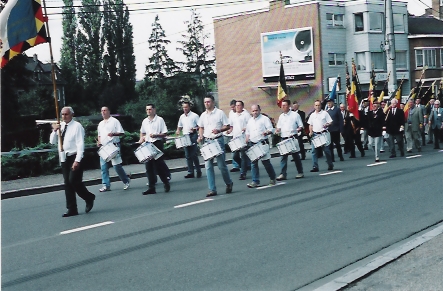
[
  {"xmin": 311, "ymin": 141, "xmax": 333, "ymax": 169},
  {"xmin": 251, "ymin": 159, "xmax": 276, "ymax": 184},
  {"xmin": 184, "ymin": 133, "xmax": 201, "ymax": 174},
  {"xmin": 100, "ymin": 156, "xmax": 130, "ymax": 188},
  {"xmin": 204, "ymin": 138, "xmax": 232, "ymax": 192}
]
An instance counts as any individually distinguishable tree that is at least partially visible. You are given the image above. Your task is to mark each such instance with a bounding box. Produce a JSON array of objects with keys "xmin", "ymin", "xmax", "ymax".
[
  {"xmin": 177, "ymin": 9, "xmax": 216, "ymax": 111},
  {"xmin": 60, "ymin": 0, "xmax": 80, "ymax": 107}
]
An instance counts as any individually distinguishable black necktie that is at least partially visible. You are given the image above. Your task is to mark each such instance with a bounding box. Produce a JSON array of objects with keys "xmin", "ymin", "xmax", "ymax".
[{"xmin": 61, "ymin": 124, "xmax": 68, "ymax": 141}]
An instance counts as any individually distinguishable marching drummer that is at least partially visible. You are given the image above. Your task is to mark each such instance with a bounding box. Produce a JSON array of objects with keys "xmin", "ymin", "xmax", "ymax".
[
  {"xmin": 245, "ymin": 104, "xmax": 276, "ymax": 188},
  {"xmin": 197, "ymin": 95, "xmax": 233, "ymax": 197},
  {"xmin": 97, "ymin": 106, "xmax": 131, "ymax": 192},
  {"xmin": 226, "ymin": 100, "xmax": 251, "ymax": 181},
  {"xmin": 307, "ymin": 100, "xmax": 334, "ymax": 172},
  {"xmin": 176, "ymin": 100, "xmax": 202, "ymax": 179},
  {"xmin": 139, "ymin": 104, "xmax": 171, "ymax": 195},
  {"xmin": 275, "ymin": 99, "xmax": 305, "ymax": 181}
]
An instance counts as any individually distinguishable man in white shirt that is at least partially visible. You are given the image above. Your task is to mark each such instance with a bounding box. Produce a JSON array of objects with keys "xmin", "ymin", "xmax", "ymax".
[
  {"xmin": 176, "ymin": 101, "xmax": 202, "ymax": 178},
  {"xmin": 275, "ymin": 100, "xmax": 304, "ymax": 180},
  {"xmin": 226, "ymin": 100, "xmax": 251, "ymax": 180},
  {"xmin": 224, "ymin": 99, "xmax": 241, "ymax": 172},
  {"xmin": 97, "ymin": 106, "xmax": 130, "ymax": 192},
  {"xmin": 50, "ymin": 106, "xmax": 96, "ymax": 217},
  {"xmin": 197, "ymin": 95, "xmax": 233, "ymax": 197},
  {"xmin": 139, "ymin": 104, "xmax": 171, "ymax": 195},
  {"xmin": 307, "ymin": 100, "xmax": 334, "ymax": 172},
  {"xmin": 245, "ymin": 104, "xmax": 276, "ymax": 188}
]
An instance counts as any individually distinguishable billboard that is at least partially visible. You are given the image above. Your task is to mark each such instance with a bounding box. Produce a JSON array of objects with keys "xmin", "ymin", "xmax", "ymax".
[{"xmin": 261, "ymin": 27, "xmax": 315, "ymax": 82}]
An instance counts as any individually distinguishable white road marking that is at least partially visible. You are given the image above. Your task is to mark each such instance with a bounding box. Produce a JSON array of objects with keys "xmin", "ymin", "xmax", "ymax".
[
  {"xmin": 174, "ymin": 198, "xmax": 213, "ymax": 208},
  {"xmin": 406, "ymin": 155, "xmax": 422, "ymax": 159},
  {"xmin": 60, "ymin": 221, "xmax": 114, "ymax": 235},
  {"xmin": 319, "ymin": 171, "xmax": 342, "ymax": 176},
  {"xmin": 367, "ymin": 161, "xmax": 387, "ymax": 167},
  {"xmin": 439, "ymin": 150, "xmax": 443, "ymax": 152},
  {"xmin": 256, "ymin": 182, "xmax": 286, "ymax": 190}
]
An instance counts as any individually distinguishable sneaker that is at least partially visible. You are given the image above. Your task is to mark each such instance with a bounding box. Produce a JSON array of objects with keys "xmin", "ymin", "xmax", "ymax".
[
  {"xmin": 206, "ymin": 191, "xmax": 217, "ymax": 197},
  {"xmin": 276, "ymin": 174, "xmax": 287, "ymax": 181},
  {"xmin": 269, "ymin": 179, "xmax": 276, "ymax": 186},
  {"xmin": 295, "ymin": 173, "xmax": 304, "ymax": 179},
  {"xmin": 247, "ymin": 182, "xmax": 259, "ymax": 188},
  {"xmin": 99, "ymin": 186, "xmax": 110, "ymax": 192},
  {"xmin": 123, "ymin": 180, "xmax": 130, "ymax": 190},
  {"xmin": 380, "ymin": 149, "xmax": 385, "ymax": 153}
]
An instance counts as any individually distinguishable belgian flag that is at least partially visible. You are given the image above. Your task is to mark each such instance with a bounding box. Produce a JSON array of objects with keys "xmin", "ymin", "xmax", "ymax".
[{"xmin": 277, "ymin": 62, "xmax": 287, "ymax": 108}]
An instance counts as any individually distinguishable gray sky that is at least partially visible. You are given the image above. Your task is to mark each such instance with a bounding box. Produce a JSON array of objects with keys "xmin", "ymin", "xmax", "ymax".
[{"xmin": 26, "ymin": 0, "xmax": 432, "ymax": 80}]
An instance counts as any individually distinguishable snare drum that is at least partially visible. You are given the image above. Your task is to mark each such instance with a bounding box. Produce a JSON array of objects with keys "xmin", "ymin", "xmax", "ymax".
[
  {"xmin": 200, "ymin": 140, "xmax": 223, "ymax": 161},
  {"xmin": 175, "ymin": 134, "xmax": 192, "ymax": 149},
  {"xmin": 246, "ymin": 142, "xmax": 269, "ymax": 162},
  {"xmin": 134, "ymin": 142, "xmax": 163, "ymax": 163},
  {"xmin": 312, "ymin": 132, "xmax": 331, "ymax": 148},
  {"xmin": 98, "ymin": 142, "xmax": 119, "ymax": 162},
  {"xmin": 228, "ymin": 134, "xmax": 246, "ymax": 152},
  {"xmin": 276, "ymin": 138, "xmax": 300, "ymax": 155}
]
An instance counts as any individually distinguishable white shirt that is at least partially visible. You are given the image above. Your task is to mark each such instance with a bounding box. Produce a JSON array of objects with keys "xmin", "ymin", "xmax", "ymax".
[
  {"xmin": 177, "ymin": 111, "xmax": 200, "ymax": 134},
  {"xmin": 246, "ymin": 114, "xmax": 274, "ymax": 143},
  {"xmin": 224, "ymin": 110, "xmax": 237, "ymax": 137},
  {"xmin": 140, "ymin": 115, "xmax": 168, "ymax": 143},
  {"xmin": 277, "ymin": 110, "xmax": 303, "ymax": 138},
  {"xmin": 230, "ymin": 110, "xmax": 251, "ymax": 137},
  {"xmin": 49, "ymin": 120, "xmax": 85, "ymax": 162},
  {"xmin": 307, "ymin": 110, "xmax": 333, "ymax": 132},
  {"xmin": 198, "ymin": 107, "xmax": 230, "ymax": 138},
  {"xmin": 98, "ymin": 116, "xmax": 125, "ymax": 145}
]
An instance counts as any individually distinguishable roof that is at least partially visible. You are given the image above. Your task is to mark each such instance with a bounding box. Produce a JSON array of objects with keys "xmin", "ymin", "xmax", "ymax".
[{"xmin": 408, "ymin": 15, "xmax": 443, "ymax": 35}]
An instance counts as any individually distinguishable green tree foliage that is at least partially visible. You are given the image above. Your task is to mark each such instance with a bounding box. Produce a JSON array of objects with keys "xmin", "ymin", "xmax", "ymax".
[{"xmin": 18, "ymin": 86, "xmax": 54, "ymax": 118}]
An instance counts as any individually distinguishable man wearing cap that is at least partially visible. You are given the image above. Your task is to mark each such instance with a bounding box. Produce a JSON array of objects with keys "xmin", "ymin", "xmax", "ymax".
[
  {"xmin": 326, "ymin": 99, "xmax": 344, "ymax": 162},
  {"xmin": 428, "ymin": 100, "xmax": 443, "ymax": 149},
  {"xmin": 367, "ymin": 101, "xmax": 384, "ymax": 162},
  {"xmin": 405, "ymin": 98, "xmax": 424, "ymax": 153}
]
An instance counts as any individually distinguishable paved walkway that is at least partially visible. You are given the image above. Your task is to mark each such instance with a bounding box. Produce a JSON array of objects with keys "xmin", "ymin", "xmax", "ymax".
[{"xmin": 1, "ymin": 146, "xmax": 442, "ymax": 291}]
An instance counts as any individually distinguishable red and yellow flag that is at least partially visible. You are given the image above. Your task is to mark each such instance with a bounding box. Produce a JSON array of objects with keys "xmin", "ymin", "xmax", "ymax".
[{"xmin": 0, "ymin": 0, "xmax": 49, "ymax": 68}]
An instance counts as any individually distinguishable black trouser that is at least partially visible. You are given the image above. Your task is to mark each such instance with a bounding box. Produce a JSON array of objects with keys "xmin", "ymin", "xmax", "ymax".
[
  {"xmin": 433, "ymin": 128, "xmax": 441, "ymax": 148},
  {"xmin": 328, "ymin": 131, "xmax": 343, "ymax": 160},
  {"xmin": 349, "ymin": 132, "xmax": 364, "ymax": 157},
  {"xmin": 145, "ymin": 140, "xmax": 170, "ymax": 189},
  {"xmin": 296, "ymin": 134, "xmax": 305, "ymax": 158},
  {"xmin": 61, "ymin": 155, "xmax": 95, "ymax": 211}
]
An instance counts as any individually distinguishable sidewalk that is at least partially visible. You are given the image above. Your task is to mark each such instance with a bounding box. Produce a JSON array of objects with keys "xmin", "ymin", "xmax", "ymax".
[{"xmin": 1, "ymin": 147, "xmax": 442, "ymax": 291}]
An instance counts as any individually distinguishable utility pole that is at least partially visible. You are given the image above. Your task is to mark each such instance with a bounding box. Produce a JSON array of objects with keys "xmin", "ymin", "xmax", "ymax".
[{"xmin": 385, "ymin": 0, "xmax": 397, "ymax": 96}]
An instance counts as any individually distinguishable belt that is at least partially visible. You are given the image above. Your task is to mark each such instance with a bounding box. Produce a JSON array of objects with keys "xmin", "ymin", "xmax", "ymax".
[
  {"xmin": 206, "ymin": 135, "xmax": 222, "ymax": 140},
  {"xmin": 66, "ymin": 152, "xmax": 76, "ymax": 157}
]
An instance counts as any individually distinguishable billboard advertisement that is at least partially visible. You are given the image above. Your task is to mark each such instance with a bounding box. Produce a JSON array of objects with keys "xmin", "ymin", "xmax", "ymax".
[{"xmin": 261, "ymin": 27, "xmax": 315, "ymax": 82}]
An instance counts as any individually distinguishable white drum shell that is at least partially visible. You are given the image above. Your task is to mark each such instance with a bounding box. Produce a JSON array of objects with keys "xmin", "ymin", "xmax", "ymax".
[
  {"xmin": 200, "ymin": 140, "xmax": 223, "ymax": 161},
  {"xmin": 276, "ymin": 138, "xmax": 300, "ymax": 155},
  {"xmin": 98, "ymin": 142, "xmax": 119, "ymax": 162},
  {"xmin": 134, "ymin": 143, "xmax": 163, "ymax": 163},
  {"xmin": 246, "ymin": 142, "xmax": 269, "ymax": 162},
  {"xmin": 175, "ymin": 134, "xmax": 192, "ymax": 149},
  {"xmin": 228, "ymin": 135, "xmax": 246, "ymax": 152},
  {"xmin": 312, "ymin": 132, "xmax": 331, "ymax": 148}
]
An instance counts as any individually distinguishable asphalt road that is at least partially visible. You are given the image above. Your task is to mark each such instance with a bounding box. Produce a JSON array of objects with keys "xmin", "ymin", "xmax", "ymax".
[{"xmin": 2, "ymin": 150, "xmax": 442, "ymax": 291}]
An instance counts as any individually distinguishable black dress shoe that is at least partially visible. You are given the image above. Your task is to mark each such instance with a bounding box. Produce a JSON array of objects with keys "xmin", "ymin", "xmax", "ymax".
[
  {"xmin": 361, "ymin": 151, "xmax": 365, "ymax": 157},
  {"xmin": 427, "ymin": 140, "xmax": 433, "ymax": 144},
  {"xmin": 226, "ymin": 182, "xmax": 233, "ymax": 194},
  {"xmin": 143, "ymin": 188, "xmax": 156, "ymax": 195},
  {"xmin": 62, "ymin": 209, "xmax": 79, "ymax": 217},
  {"xmin": 197, "ymin": 172, "xmax": 202, "ymax": 178},
  {"xmin": 184, "ymin": 173, "xmax": 195, "ymax": 178},
  {"xmin": 164, "ymin": 183, "xmax": 171, "ymax": 192},
  {"xmin": 389, "ymin": 155, "xmax": 396, "ymax": 158},
  {"xmin": 85, "ymin": 199, "xmax": 94, "ymax": 213},
  {"xmin": 239, "ymin": 174, "xmax": 246, "ymax": 180},
  {"xmin": 206, "ymin": 191, "xmax": 217, "ymax": 197},
  {"xmin": 230, "ymin": 168, "xmax": 240, "ymax": 172},
  {"xmin": 328, "ymin": 165, "xmax": 334, "ymax": 171},
  {"xmin": 340, "ymin": 157, "xmax": 345, "ymax": 161},
  {"xmin": 349, "ymin": 155, "xmax": 356, "ymax": 158},
  {"xmin": 400, "ymin": 152, "xmax": 405, "ymax": 157},
  {"xmin": 310, "ymin": 168, "xmax": 319, "ymax": 172}
]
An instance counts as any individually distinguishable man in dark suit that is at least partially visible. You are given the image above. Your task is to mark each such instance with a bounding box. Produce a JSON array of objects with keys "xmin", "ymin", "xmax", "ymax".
[
  {"xmin": 367, "ymin": 101, "xmax": 385, "ymax": 162},
  {"xmin": 340, "ymin": 103, "xmax": 352, "ymax": 154},
  {"xmin": 292, "ymin": 101, "xmax": 306, "ymax": 160},
  {"xmin": 428, "ymin": 100, "xmax": 443, "ymax": 149},
  {"xmin": 385, "ymin": 99, "xmax": 405, "ymax": 158},
  {"xmin": 326, "ymin": 99, "xmax": 344, "ymax": 161}
]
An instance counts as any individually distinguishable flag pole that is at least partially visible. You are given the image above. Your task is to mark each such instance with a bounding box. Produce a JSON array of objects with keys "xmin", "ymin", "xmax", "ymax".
[{"xmin": 41, "ymin": 0, "xmax": 64, "ymax": 152}]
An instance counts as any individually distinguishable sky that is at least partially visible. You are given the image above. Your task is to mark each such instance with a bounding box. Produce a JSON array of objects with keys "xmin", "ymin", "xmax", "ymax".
[{"xmin": 24, "ymin": 0, "xmax": 433, "ymax": 80}]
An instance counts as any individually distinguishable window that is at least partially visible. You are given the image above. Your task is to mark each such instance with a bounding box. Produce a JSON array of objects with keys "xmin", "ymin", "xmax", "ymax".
[
  {"xmin": 393, "ymin": 14, "xmax": 405, "ymax": 33},
  {"xmin": 328, "ymin": 53, "xmax": 345, "ymax": 66},
  {"xmin": 369, "ymin": 12, "xmax": 383, "ymax": 32},
  {"xmin": 371, "ymin": 52, "xmax": 385, "ymax": 70},
  {"xmin": 326, "ymin": 13, "xmax": 344, "ymax": 27},
  {"xmin": 355, "ymin": 13, "xmax": 364, "ymax": 32},
  {"xmin": 396, "ymin": 51, "xmax": 407, "ymax": 70},
  {"xmin": 415, "ymin": 49, "xmax": 436, "ymax": 68},
  {"xmin": 356, "ymin": 52, "xmax": 366, "ymax": 71}
]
